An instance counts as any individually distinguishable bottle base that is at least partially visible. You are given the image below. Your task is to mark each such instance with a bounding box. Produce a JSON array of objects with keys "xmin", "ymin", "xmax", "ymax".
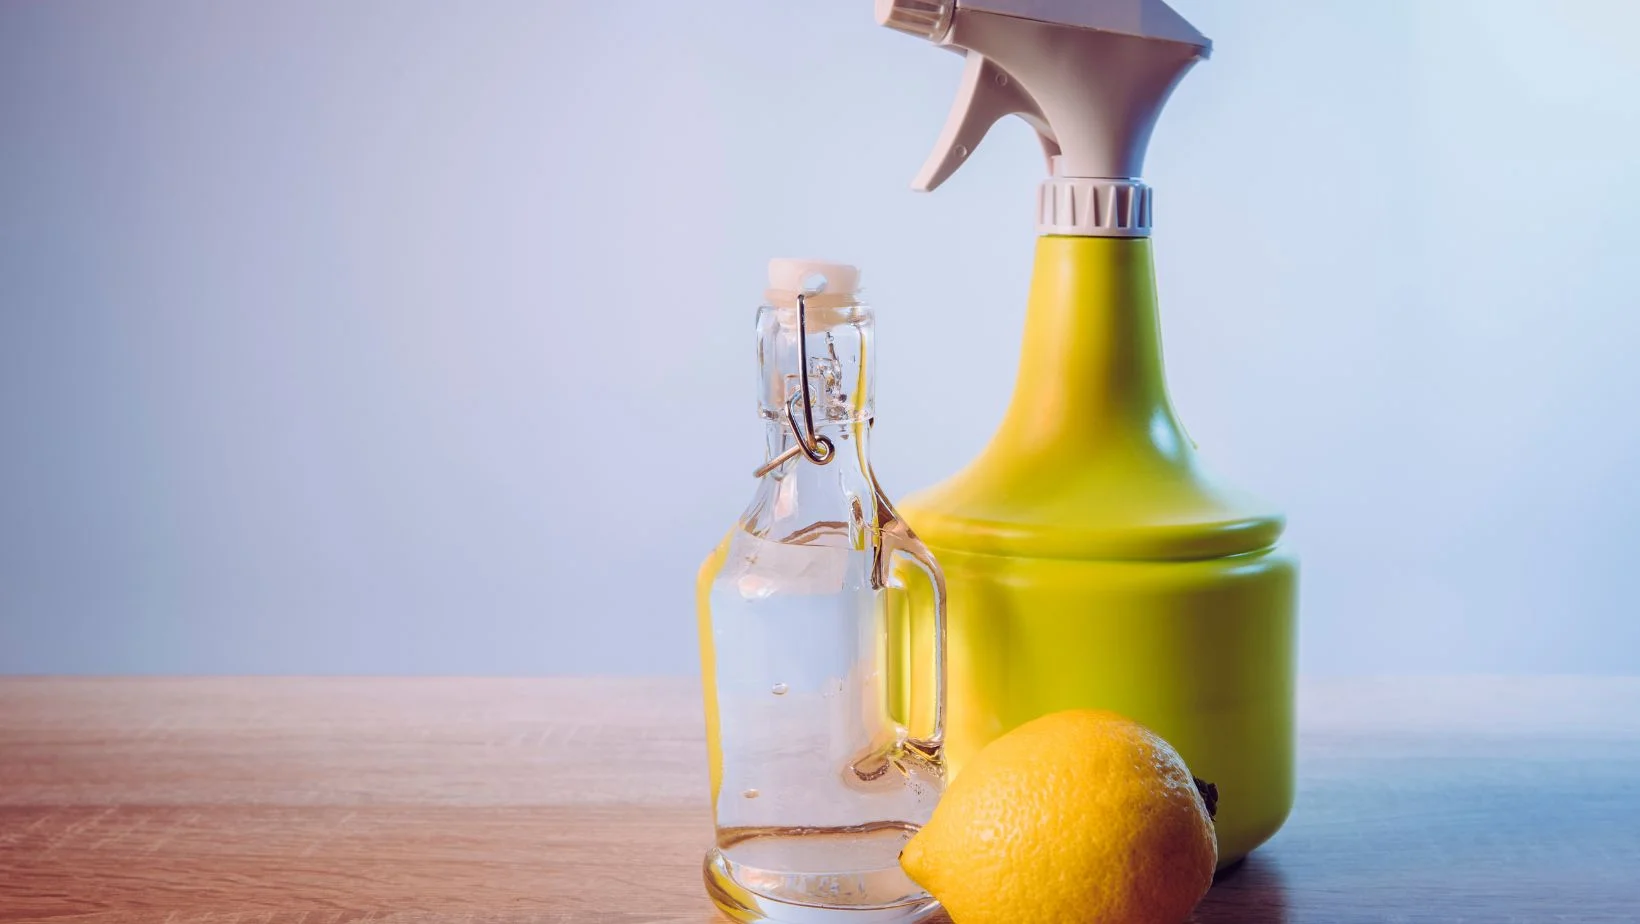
[{"xmin": 703, "ymin": 847, "xmax": 942, "ymax": 924}]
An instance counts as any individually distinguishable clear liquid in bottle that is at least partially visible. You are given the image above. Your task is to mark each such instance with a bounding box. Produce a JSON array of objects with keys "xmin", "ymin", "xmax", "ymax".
[{"xmin": 696, "ymin": 260, "xmax": 947, "ymax": 923}]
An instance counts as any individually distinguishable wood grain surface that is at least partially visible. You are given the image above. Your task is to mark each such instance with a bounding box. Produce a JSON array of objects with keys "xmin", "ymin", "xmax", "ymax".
[{"xmin": 2, "ymin": 677, "xmax": 1638, "ymax": 923}]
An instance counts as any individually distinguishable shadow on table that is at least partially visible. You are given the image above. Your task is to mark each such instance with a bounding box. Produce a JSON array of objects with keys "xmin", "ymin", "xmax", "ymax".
[{"xmin": 1191, "ymin": 853, "xmax": 1290, "ymax": 923}]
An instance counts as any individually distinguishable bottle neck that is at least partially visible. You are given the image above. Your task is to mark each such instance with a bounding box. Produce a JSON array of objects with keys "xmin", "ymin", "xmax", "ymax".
[
  {"xmin": 762, "ymin": 417, "xmax": 873, "ymax": 464},
  {"xmin": 755, "ymin": 301, "xmax": 875, "ymax": 425},
  {"xmin": 995, "ymin": 236, "xmax": 1192, "ymax": 459},
  {"xmin": 749, "ymin": 419, "xmax": 877, "ymax": 546},
  {"xmin": 744, "ymin": 301, "xmax": 880, "ymax": 545},
  {"xmin": 899, "ymin": 234, "xmax": 1288, "ymax": 560}
]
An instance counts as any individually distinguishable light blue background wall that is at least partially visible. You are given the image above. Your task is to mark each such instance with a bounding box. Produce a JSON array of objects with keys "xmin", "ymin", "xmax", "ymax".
[{"xmin": 2, "ymin": 1, "xmax": 1637, "ymax": 675}]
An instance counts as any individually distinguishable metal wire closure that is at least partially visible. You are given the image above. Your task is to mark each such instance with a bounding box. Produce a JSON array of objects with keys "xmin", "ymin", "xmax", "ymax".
[
  {"xmin": 752, "ymin": 293, "xmax": 835, "ymax": 478},
  {"xmin": 790, "ymin": 295, "xmax": 836, "ymax": 465}
]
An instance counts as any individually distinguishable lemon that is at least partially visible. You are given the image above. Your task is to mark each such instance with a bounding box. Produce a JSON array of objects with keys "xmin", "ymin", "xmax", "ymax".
[{"xmin": 900, "ymin": 709, "xmax": 1217, "ymax": 924}]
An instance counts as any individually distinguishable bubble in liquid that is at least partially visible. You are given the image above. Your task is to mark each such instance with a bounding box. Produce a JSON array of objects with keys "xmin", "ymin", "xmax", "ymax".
[
  {"xmin": 771, "ymin": 682, "xmax": 789, "ymax": 696},
  {"xmin": 742, "ymin": 788, "xmax": 760, "ymax": 799}
]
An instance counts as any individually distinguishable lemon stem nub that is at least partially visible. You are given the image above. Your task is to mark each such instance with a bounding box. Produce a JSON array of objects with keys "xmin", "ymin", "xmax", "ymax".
[{"xmin": 1193, "ymin": 778, "xmax": 1219, "ymax": 821}]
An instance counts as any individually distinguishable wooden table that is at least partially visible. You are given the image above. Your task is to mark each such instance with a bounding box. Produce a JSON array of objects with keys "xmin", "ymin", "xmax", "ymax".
[{"xmin": 2, "ymin": 677, "xmax": 1637, "ymax": 923}]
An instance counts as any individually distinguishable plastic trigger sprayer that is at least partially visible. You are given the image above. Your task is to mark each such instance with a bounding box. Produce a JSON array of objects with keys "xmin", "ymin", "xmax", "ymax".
[
  {"xmin": 879, "ymin": 0, "xmax": 1299, "ymax": 869},
  {"xmin": 881, "ymin": 0, "xmax": 1208, "ymax": 222}
]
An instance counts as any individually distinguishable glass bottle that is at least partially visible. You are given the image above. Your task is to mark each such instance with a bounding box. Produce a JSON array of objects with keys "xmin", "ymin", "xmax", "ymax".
[{"xmin": 696, "ymin": 260, "xmax": 947, "ymax": 924}]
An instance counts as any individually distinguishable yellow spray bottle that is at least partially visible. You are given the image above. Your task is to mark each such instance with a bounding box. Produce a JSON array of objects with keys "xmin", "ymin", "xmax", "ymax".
[{"xmin": 879, "ymin": 0, "xmax": 1297, "ymax": 865}]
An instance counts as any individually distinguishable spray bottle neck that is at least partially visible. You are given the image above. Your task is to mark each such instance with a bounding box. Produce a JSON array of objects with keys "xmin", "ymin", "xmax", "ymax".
[
  {"xmin": 900, "ymin": 233, "xmax": 1285, "ymax": 560},
  {"xmin": 995, "ymin": 236, "xmax": 1186, "ymax": 454}
]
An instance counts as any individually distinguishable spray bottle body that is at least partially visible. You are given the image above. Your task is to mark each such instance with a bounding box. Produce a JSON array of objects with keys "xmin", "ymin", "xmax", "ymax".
[{"xmin": 894, "ymin": 236, "xmax": 1298, "ymax": 865}]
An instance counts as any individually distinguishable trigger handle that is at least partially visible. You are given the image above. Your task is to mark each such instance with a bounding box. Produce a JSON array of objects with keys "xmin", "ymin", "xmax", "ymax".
[{"xmin": 913, "ymin": 52, "xmax": 1058, "ymax": 192}]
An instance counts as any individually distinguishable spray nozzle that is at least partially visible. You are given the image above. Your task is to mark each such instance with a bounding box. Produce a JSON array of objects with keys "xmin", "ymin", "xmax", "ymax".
[
  {"xmin": 876, "ymin": 0, "xmax": 953, "ymax": 40},
  {"xmin": 879, "ymin": 0, "xmax": 1211, "ymax": 234}
]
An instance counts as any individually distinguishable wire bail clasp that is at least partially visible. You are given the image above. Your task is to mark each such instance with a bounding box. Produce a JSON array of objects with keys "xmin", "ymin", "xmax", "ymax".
[{"xmin": 753, "ymin": 293, "xmax": 836, "ymax": 478}]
